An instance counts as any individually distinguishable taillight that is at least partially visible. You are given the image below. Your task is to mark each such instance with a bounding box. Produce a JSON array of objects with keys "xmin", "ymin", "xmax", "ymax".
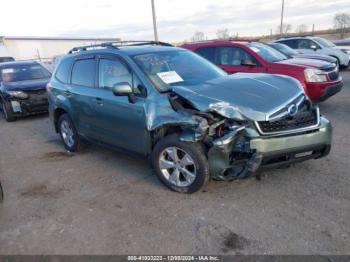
[{"xmin": 46, "ymin": 83, "xmax": 53, "ymax": 93}]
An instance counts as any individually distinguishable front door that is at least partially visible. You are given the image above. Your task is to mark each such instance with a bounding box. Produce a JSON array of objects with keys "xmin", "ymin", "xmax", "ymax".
[
  {"xmin": 295, "ymin": 39, "xmax": 321, "ymax": 54},
  {"xmin": 91, "ymin": 56, "xmax": 148, "ymax": 155},
  {"xmin": 215, "ymin": 46, "xmax": 263, "ymax": 74}
]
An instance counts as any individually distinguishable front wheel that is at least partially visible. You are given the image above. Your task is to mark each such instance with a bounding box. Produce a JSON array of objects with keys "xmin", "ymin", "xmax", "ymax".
[
  {"xmin": 58, "ymin": 114, "xmax": 81, "ymax": 152},
  {"xmin": 1, "ymin": 100, "xmax": 16, "ymax": 122},
  {"xmin": 152, "ymin": 134, "xmax": 210, "ymax": 193}
]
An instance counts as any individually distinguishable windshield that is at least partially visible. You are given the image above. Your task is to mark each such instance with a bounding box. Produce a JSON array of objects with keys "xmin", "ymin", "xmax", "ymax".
[
  {"xmin": 132, "ymin": 50, "xmax": 226, "ymax": 92},
  {"xmin": 0, "ymin": 63, "xmax": 51, "ymax": 82},
  {"xmin": 247, "ymin": 42, "xmax": 288, "ymax": 62},
  {"xmin": 270, "ymin": 43, "xmax": 298, "ymax": 56},
  {"xmin": 314, "ymin": 37, "xmax": 336, "ymax": 48}
]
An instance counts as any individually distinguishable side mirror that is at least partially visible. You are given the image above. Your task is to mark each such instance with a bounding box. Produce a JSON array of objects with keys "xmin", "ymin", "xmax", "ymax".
[
  {"xmin": 112, "ymin": 82, "xmax": 133, "ymax": 96},
  {"xmin": 241, "ymin": 60, "xmax": 257, "ymax": 67},
  {"xmin": 112, "ymin": 82, "xmax": 137, "ymax": 103},
  {"xmin": 310, "ymin": 44, "xmax": 318, "ymax": 51}
]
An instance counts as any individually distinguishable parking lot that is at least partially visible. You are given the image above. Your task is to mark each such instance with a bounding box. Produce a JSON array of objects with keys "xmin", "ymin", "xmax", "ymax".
[{"xmin": 0, "ymin": 70, "xmax": 349, "ymax": 255}]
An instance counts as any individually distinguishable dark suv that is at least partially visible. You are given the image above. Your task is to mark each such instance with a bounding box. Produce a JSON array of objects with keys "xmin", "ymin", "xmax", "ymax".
[{"xmin": 48, "ymin": 41, "xmax": 332, "ymax": 193}]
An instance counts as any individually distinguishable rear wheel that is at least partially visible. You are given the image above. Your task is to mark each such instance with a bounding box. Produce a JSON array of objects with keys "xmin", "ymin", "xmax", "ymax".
[
  {"xmin": 58, "ymin": 114, "xmax": 80, "ymax": 152},
  {"xmin": 152, "ymin": 134, "xmax": 209, "ymax": 193},
  {"xmin": 1, "ymin": 100, "xmax": 16, "ymax": 122}
]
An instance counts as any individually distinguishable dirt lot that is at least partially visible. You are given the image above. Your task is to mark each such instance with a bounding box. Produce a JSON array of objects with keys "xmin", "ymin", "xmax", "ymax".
[{"xmin": 0, "ymin": 71, "xmax": 349, "ymax": 255}]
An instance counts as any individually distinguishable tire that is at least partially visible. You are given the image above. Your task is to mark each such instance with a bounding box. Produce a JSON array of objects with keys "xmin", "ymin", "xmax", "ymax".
[
  {"xmin": 58, "ymin": 113, "xmax": 80, "ymax": 152},
  {"xmin": 1, "ymin": 100, "xmax": 16, "ymax": 122},
  {"xmin": 0, "ymin": 181, "xmax": 3, "ymax": 202},
  {"xmin": 152, "ymin": 134, "xmax": 210, "ymax": 193}
]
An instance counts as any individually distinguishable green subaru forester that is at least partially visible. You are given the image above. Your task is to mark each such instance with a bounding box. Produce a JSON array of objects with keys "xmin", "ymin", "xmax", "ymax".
[{"xmin": 48, "ymin": 41, "xmax": 332, "ymax": 193}]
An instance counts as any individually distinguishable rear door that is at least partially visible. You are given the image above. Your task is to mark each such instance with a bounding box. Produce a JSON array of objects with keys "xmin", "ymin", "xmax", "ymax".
[
  {"xmin": 68, "ymin": 56, "xmax": 100, "ymax": 138},
  {"xmin": 277, "ymin": 39, "xmax": 298, "ymax": 49}
]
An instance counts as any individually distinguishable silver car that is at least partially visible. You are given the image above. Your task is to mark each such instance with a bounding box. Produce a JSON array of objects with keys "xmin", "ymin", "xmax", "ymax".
[{"xmin": 275, "ymin": 36, "xmax": 350, "ymax": 69}]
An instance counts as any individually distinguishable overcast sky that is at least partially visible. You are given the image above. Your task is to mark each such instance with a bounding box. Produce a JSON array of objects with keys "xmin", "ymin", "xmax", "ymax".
[{"xmin": 0, "ymin": 0, "xmax": 349, "ymax": 41}]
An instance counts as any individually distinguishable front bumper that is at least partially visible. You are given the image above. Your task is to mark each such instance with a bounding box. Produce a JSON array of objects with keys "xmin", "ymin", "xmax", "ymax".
[
  {"xmin": 316, "ymin": 82, "xmax": 343, "ymax": 102},
  {"xmin": 306, "ymin": 79, "xmax": 343, "ymax": 101},
  {"xmin": 7, "ymin": 98, "xmax": 48, "ymax": 117},
  {"xmin": 208, "ymin": 117, "xmax": 332, "ymax": 180}
]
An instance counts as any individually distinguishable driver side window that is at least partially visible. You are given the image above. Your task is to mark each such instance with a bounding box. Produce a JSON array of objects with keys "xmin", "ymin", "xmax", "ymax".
[
  {"xmin": 217, "ymin": 46, "xmax": 257, "ymax": 66},
  {"xmin": 99, "ymin": 59, "xmax": 132, "ymax": 91}
]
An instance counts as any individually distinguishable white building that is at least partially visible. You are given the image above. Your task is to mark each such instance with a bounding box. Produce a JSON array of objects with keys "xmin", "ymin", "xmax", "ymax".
[{"xmin": 0, "ymin": 36, "xmax": 121, "ymax": 61}]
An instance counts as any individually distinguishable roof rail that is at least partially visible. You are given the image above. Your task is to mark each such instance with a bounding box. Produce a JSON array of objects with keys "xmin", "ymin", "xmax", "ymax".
[
  {"xmin": 104, "ymin": 40, "xmax": 173, "ymax": 47},
  {"xmin": 68, "ymin": 40, "xmax": 173, "ymax": 54},
  {"xmin": 68, "ymin": 42, "xmax": 117, "ymax": 54}
]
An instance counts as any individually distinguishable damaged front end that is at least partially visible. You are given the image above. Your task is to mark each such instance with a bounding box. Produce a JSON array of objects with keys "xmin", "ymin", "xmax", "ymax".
[
  {"xmin": 4, "ymin": 89, "xmax": 48, "ymax": 116},
  {"xmin": 207, "ymin": 127, "xmax": 263, "ymax": 181},
  {"xmin": 159, "ymin": 83, "xmax": 331, "ymax": 181},
  {"xmin": 166, "ymin": 92, "xmax": 264, "ymax": 181}
]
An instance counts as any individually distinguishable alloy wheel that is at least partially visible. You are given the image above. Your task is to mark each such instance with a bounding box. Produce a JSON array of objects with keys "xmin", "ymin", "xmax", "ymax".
[
  {"xmin": 60, "ymin": 120, "xmax": 75, "ymax": 148},
  {"xmin": 158, "ymin": 147, "xmax": 197, "ymax": 187}
]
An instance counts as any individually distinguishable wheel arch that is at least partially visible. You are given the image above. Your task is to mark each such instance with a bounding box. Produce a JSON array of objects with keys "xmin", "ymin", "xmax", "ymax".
[
  {"xmin": 329, "ymin": 55, "xmax": 340, "ymax": 66},
  {"xmin": 53, "ymin": 107, "xmax": 68, "ymax": 132}
]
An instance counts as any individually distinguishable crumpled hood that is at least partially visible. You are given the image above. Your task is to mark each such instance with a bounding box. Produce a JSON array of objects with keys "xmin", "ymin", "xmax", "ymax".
[
  {"xmin": 171, "ymin": 73, "xmax": 304, "ymax": 121},
  {"xmin": 1, "ymin": 79, "xmax": 49, "ymax": 91}
]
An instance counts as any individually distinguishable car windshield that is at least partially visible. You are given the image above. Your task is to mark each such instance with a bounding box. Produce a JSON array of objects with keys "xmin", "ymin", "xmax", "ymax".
[
  {"xmin": 270, "ymin": 43, "xmax": 299, "ymax": 56},
  {"xmin": 0, "ymin": 63, "xmax": 51, "ymax": 82},
  {"xmin": 132, "ymin": 50, "xmax": 226, "ymax": 92},
  {"xmin": 314, "ymin": 37, "xmax": 336, "ymax": 48},
  {"xmin": 247, "ymin": 42, "xmax": 288, "ymax": 62}
]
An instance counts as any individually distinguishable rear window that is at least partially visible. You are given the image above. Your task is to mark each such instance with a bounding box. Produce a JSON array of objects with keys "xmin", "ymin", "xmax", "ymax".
[
  {"xmin": 55, "ymin": 58, "xmax": 72, "ymax": 83},
  {"xmin": 278, "ymin": 39, "xmax": 298, "ymax": 49},
  {"xmin": 0, "ymin": 57, "xmax": 15, "ymax": 63},
  {"xmin": 0, "ymin": 63, "xmax": 51, "ymax": 82},
  {"xmin": 71, "ymin": 59, "xmax": 95, "ymax": 87}
]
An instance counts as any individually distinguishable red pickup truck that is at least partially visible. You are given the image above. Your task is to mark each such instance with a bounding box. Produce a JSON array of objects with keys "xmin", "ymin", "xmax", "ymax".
[{"xmin": 182, "ymin": 41, "xmax": 343, "ymax": 101}]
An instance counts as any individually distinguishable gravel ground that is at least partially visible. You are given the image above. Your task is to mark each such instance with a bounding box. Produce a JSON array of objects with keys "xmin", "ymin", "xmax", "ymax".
[{"xmin": 0, "ymin": 71, "xmax": 349, "ymax": 255}]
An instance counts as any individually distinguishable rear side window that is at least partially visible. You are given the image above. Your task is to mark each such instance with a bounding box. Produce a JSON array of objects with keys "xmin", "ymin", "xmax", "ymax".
[
  {"xmin": 55, "ymin": 58, "xmax": 72, "ymax": 83},
  {"xmin": 71, "ymin": 59, "xmax": 95, "ymax": 87},
  {"xmin": 195, "ymin": 47, "xmax": 216, "ymax": 63},
  {"xmin": 279, "ymin": 39, "xmax": 297, "ymax": 49}
]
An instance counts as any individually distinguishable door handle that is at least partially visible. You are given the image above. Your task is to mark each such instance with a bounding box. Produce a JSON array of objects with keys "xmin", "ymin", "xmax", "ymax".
[{"xmin": 93, "ymin": 97, "xmax": 103, "ymax": 105}]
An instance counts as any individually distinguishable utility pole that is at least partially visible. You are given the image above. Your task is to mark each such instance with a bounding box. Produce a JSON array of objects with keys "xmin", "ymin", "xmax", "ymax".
[
  {"xmin": 280, "ymin": 0, "xmax": 285, "ymax": 37},
  {"xmin": 151, "ymin": 0, "xmax": 159, "ymax": 42}
]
